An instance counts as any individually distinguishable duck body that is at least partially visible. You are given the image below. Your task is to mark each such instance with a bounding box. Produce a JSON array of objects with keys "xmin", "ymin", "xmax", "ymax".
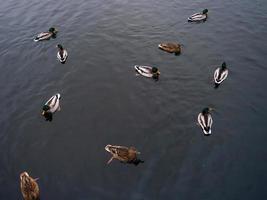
[
  {"xmin": 20, "ymin": 172, "xmax": 40, "ymax": 200},
  {"xmin": 34, "ymin": 27, "xmax": 57, "ymax": 42},
  {"xmin": 105, "ymin": 145, "xmax": 140, "ymax": 164},
  {"xmin": 214, "ymin": 67, "xmax": 228, "ymax": 88},
  {"xmin": 188, "ymin": 13, "xmax": 207, "ymax": 22},
  {"xmin": 158, "ymin": 43, "xmax": 181, "ymax": 55},
  {"xmin": 57, "ymin": 49, "xmax": 68, "ymax": 63},
  {"xmin": 34, "ymin": 32, "xmax": 53, "ymax": 42},
  {"xmin": 42, "ymin": 93, "xmax": 61, "ymax": 121},
  {"xmin": 135, "ymin": 65, "xmax": 160, "ymax": 80},
  {"xmin": 198, "ymin": 108, "xmax": 213, "ymax": 135},
  {"xmin": 188, "ymin": 9, "xmax": 208, "ymax": 22}
]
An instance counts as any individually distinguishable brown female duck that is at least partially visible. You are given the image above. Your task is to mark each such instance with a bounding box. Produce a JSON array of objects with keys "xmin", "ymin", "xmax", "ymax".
[
  {"xmin": 20, "ymin": 172, "xmax": 40, "ymax": 200},
  {"xmin": 158, "ymin": 43, "xmax": 181, "ymax": 55},
  {"xmin": 105, "ymin": 145, "xmax": 143, "ymax": 165}
]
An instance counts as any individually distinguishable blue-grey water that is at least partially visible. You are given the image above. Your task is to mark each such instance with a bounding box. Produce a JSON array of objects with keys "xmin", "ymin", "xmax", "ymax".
[{"xmin": 0, "ymin": 0, "xmax": 267, "ymax": 199}]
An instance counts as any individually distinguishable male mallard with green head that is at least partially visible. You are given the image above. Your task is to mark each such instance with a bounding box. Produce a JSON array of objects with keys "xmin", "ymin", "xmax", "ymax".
[
  {"xmin": 135, "ymin": 65, "xmax": 160, "ymax": 81},
  {"xmin": 41, "ymin": 93, "xmax": 61, "ymax": 121},
  {"xmin": 197, "ymin": 107, "xmax": 213, "ymax": 135},
  {"xmin": 57, "ymin": 44, "xmax": 68, "ymax": 63},
  {"xmin": 188, "ymin": 9, "xmax": 208, "ymax": 22},
  {"xmin": 214, "ymin": 62, "xmax": 229, "ymax": 88},
  {"xmin": 34, "ymin": 27, "xmax": 58, "ymax": 42}
]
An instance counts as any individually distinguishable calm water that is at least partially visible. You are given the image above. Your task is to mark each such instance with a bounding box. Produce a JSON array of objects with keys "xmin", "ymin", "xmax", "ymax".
[{"xmin": 0, "ymin": 0, "xmax": 267, "ymax": 199}]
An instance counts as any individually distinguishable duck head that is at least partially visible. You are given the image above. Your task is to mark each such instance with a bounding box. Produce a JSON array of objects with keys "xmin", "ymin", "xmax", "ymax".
[
  {"xmin": 42, "ymin": 105, "xmax": 50, "ymax": 116},
  {"xmin": 152, "ymin": 67, "xmax": 160, "ymax": 80},
  {"xmin": 202, "ymin": 9, "xmax": 208, "ymax": 14},
  {"xmin": 57, "ymin": 44, "xmax": 63, "ymax": 50},
  {"xmin": 128, "ymin": 147, "xmax": 140, "ymax": 156},
  {"xmin": 49, "ymin": 27, "xmax": 58, "ymax": 34},
  {"xmin": 221, "ymin": 62, "xmax": 227, "ymax": 70},
  {"xmin": 20, "ymin": 172, "xmax": 40, "ymax": 200},
  {"xmin": 174, "ymin": 43, "xmax": 181, "ymax": 55},
  {"xmin": 152, "ymin": 67, "xmax": 160, "ymax": 75},
  {"xmin": 42, "ymin": 105, "xmax": 53, "ymax": 121},
  {"xmin": 202, "ymin": 107, "xmax": 212, "ymax": 115}
]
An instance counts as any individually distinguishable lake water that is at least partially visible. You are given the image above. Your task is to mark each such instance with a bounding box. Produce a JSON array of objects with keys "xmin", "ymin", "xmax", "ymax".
[{"xmin": 0, "ymin": 0, "xmax": 267, "ymax": 199}]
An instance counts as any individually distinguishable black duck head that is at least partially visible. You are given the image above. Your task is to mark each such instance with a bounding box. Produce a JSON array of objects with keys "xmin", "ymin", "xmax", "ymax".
[
  {"xmin": 221, "ymin": 62, "xmax": 227, "ymax": 70},
  {"xmin": 202, "ymin": 9, "xmax": 208, "ymax": 14},
  {"xmin": 57, "ymin": 44, "xmax": 63, "ymax": 50}
]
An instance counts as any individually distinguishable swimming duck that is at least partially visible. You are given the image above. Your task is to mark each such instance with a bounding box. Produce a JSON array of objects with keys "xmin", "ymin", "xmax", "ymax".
[
  {"xmin": 197, "ymin": 107, "xmax": 213, "ymax": 135},
  {"xmin": 105, "ymin": 145, "xmax": 143, "ymax": 165},
  {"xmin": 214, "ymin": 62, "xmax": 229, "ymax": 88},
  {"xmin": 188, "ymin": 9, "xmax": 208, "ymax": 22},
  {"xmin": 42, "ymin": 93, "xmax": 61, "ymax": 121},
  {"xmin": 135, "ymin": 65, "xmax": 160, "ymax": 80},
  {"xmin": 20, "ymin": 172, "xmax": 40, "ymax": 200},
  {"xmin": 34, "ymin": 27, "xmax": 58, "ymax": 42},
  {"xmin": 158, "ymin": 43, "xmax": 181, "ymax": 55},
  {"xmin": 57, "ymin": 44, "xmax": 68, "ymax": 63}
]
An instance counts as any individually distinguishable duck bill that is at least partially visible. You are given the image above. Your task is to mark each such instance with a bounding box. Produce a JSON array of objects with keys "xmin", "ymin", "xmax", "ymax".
[{"xmin": 41, "ymin": 111, "xmax": 45, "ymax": 116}]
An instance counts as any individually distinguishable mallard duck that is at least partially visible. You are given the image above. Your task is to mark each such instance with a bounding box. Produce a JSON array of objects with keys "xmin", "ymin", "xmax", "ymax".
[
  {"xmin": 135, "ymin": 65, "xmax": 160, "ymax": 80},
  {"xmin": 34, "ymin": 27, "xmax": 58, "ymax": 42},
  {"xmin": 20, "ymin": 172, "xmax": 40, "ymax": 200},
  {"xmin": 214, "ymin": 62, "xmax": 229, "ymax": 88},
  {"xmin": 57, "ymin": 44, "xmax": 68, "ymax": 64},
  {"xmin": 42, "ymin": 93, "xmax": 61, "ymax": 121},
  {"xmin": 158, "ymin": 43, "xmax": 181, "ymax": 55},
  {"xmin": 188, "ymin": 9, "xmax": 208, "ymax": 22},
  {"xmin": 105, "ymin": 145, "xmax": 142, "ymax": 165},
  {"xmin": 197, "ymin": 107, "xmax": 213, "ymax": 135}
]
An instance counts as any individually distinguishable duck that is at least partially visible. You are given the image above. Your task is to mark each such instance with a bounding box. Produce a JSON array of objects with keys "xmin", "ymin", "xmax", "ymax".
[
  {"xmin": 197, "ymin": 107, "xmax": 213, "ymax": 135},
  {"xmin": 20, "ymin": 172, "xmax": 40, "ymax": 200},
  {"xmin": 105, "ymin": 144, "xmax": 143, "ymax": 165},
  {"xmin": 34, "ymin": 27, "xmax": 58, "ymax": 42},
  {"xmin": 158, "ymin": 43, "xmax": 181, "ymax": 55},
  {"xmin": 42, "ymin": 93, "xmax": 61, "ymax": 121},
  {"xmin": 57, "ymin": 44, "xmax": 68, "ymax": 64},
  {"xmin": 135, "ymin": 65, "xmax": 160, "ymax": 80},
  {"xmin": 214, "ymin": 62, "xmax": 229, "ymax": 88},
  {"xmin": 188, "ymin": 9, "xmax": 208, "ymax": 22}
]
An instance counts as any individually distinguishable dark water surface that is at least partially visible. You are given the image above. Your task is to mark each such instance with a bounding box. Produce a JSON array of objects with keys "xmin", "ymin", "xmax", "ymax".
[{"xmin": 1, "ymin": 0, "xmax": 267, "ymax": 199}]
